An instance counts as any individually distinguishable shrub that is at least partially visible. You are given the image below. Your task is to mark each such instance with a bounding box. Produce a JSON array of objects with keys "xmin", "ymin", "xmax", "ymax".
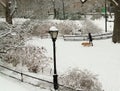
[
  {"xmin": 0, "ymin": 22, "xmax": 10, "ymax": 30},
  {"xmin": 59, "ymin": 68, "xmax": 102, "ymax": 91},
  {"xmin": 81, "ymin": 19, "xmax": 102, "ymax": 34},
  {"xmin": 4, "ymin": 46, "xmax": 52, "ymax": 73}
]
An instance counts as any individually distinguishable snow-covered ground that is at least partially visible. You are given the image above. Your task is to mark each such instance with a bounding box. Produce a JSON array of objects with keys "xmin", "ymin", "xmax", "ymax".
[
  {"xmin": 0, "ymin": 74, "xmax": 49, "ymax": 91},
  {"xmin": 0, "ymin": 16, "xmax": 118, "ymax": 91},
  {"xmin": 26, "ymin": 38, "xmax": 120, "ymax": 91},
  {"xmin": 1, "ymin": 38, "xmax": 120, "ymax": 91}
]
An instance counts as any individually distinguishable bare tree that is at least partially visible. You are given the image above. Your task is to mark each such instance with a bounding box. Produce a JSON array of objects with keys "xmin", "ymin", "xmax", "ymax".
[
  {"xmin": 110, "ymin": 0, "xmax": 120, "ymax": 43},
  {"xmin": 51, "ymin": 0, "xmax": 57, "ymax": 19},
  {"xmin": 61, "ymin": 0, "xmax": 65, "ymax": 19},
  {"xmin": 0, "ymin": 0, "xmax": 17, "ymax": 24}
]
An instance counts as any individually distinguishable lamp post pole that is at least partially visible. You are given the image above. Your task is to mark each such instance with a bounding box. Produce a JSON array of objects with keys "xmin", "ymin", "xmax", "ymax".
[
  {"xmin": 52, "ymin": 38, "xmax": 58, "ymax": 90},
  {"xmin": 49, "ymin": 26, "xmax": 59, "ymax": 90}
]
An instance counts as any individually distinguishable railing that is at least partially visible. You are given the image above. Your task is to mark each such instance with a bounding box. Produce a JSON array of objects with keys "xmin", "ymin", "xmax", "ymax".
[
  {"xmin": 0, "ymin": 64, "xmax": 83, "ymax": 91},
  {"xmin": 63, "ymin": 32, "xmax": 112, "ymax": 41}
]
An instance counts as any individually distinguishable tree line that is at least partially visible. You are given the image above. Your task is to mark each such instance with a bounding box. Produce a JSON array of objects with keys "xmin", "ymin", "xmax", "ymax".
[
  {"xmin": 0, "ymin": 0, "xmax": 105, "ymax": 22},
  {"xmin": 0, "ymin": 0, "xmax": 120, "ymax": 43}
]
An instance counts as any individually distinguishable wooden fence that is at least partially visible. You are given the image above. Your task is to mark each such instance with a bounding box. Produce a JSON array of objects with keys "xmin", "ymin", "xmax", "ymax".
[{"xmin": 63, "ymin": 32, "xmax": 112, "ymax": 41}]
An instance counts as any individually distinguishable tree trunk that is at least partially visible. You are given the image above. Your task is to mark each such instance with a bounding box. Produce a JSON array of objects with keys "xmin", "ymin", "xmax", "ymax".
[
  {"xmin": 61, "ymin": 0, "xmax": 65, "ymax": 19},
  {"xmin": 5, "ymin": 0, "xmax": 13, "ymax": 24},
  {"xmin": 112, "ymin": 2, "xmax": 120, "ymax": 43}
]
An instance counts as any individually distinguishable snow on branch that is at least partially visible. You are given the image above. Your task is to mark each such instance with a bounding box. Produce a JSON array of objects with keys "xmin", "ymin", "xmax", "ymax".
[
  {"xmin": 0, "ymin": 24, "xmax": 23, "ymax": 54},
  {"xmin": 0, "ymin": 0, "xmax": 6, "ymax": 7},
  {"xmin": 10, "ymin": 0, "xmax": 17, "ymax": 16},
  {"xmin": 0, "ymin": 31, "xmax": 11, "ymax": 38},
  {"xmin": 112, "ymin": 0, "xmax": 119, "ymax": 6},
  {"xmin": 0, "ymin": 0, "xmax": 17, "ymax": 16}
]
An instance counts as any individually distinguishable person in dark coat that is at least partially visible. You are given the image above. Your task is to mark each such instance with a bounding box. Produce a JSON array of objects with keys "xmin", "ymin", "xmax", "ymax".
[{"xmin": 88, "ymin": 33, "xmax": 93, "ymax": 46}]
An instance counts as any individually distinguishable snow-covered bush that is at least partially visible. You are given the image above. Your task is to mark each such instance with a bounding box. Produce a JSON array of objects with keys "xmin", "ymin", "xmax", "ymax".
[
  {"xmin": 56, "ymin": 22, "xmax": 73, "ymax": 35},
  {"xmin": 0, "ymin": 25, "xmax": 30, "ymax": 54},
  {"xmin": 81, "ymin": 19, "xmax": 102, "ymax": 34},
  {"xmin": 16, "ymin": 19, "xmax": 103, "ymax": 37},
  {"xmin": 0, "ymin": 21, "xmax": 52, "ymax": 74},
  {"xmin": 20, "ymin": 20, "xmax": 82, "ymax": 36},
  {"xmin": 20, "ymin": 20, "xmax": 51, "ymax": 37},
  {"xmin": 0, "ymin": 22, "xmax": 10, "ymax": 30},
  {"xmin": 4, "ymin": 46, "xmax": 52, "ymax": 73},
  {"xmin": 59, "ymin": 68, "xmax": 102, "ymax": 91}
]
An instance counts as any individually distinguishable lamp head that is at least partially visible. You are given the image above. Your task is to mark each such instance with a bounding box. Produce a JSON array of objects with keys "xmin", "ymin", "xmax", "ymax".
[
  {"xmin": 80, "ymin": 0, "xmax": 87, "ymax": 4},
  {"xmin": 49, "ymin": 26, "xmax": 58, "ymax": 41}
]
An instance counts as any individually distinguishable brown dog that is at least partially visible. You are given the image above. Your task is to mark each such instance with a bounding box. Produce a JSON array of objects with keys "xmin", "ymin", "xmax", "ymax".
[{"xmin": 81, "ymin": 42, "xmax": 92, "ymax": 47}]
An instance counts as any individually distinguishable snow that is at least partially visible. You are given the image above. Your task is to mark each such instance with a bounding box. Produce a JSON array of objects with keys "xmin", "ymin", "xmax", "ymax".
[
  {"xmin": 0, "ymin": 76, "xmax": 27, "ymax": 91},
  {"xmin": 0, "ymin": 74, "xmax": 50, "ymax": 91},
  {"xmin": 26, "ymin": 38, "xmax": 120, "ymax": 91},
  {"xmin": 0, "ymin": 16, "xmax": 119, "ymax": 91},
  {"xmin": 1, "ymin": 38, "xmax": 120, "ymax": 91},
  {"xmin": 0, "ymin": 18, "xmax": 30, "ymax": 24},
  {"xmin": 91, "ymin": 17, "xmax": 114, "ymax": 32}
]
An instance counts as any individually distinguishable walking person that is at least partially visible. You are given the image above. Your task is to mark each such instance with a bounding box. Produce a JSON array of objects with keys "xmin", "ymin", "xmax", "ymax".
[{"xmin": 88, "ymin": 33, "xmax": 93, "ymax": 46}]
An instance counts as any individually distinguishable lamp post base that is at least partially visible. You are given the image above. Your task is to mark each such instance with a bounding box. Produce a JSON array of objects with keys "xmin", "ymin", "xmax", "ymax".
[{"xmin": 53, "ymin": 74, "xmax": 58, "ymax": 90}]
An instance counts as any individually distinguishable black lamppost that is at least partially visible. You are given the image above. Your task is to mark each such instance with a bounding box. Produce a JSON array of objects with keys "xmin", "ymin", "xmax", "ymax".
[{"xmin": 49, "ymin": 26, "xmax": 59, "ymax": 90}]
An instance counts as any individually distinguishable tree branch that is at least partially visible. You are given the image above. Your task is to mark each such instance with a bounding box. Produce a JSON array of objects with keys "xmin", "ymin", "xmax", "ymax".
[
  {"xmin": 10, "ymin": 0, "xmax": 17, "ymax": 16},
  {"xmin": 108, "ymin": 0, "xmax": 119, "ymax": 6},
  {"xmin": 10, "ymin": 6, "xmax": 17, "ymax": 16},
  {"xmin": 0, "ymin": 0, "xmax": 6, "ymax": 7},
  {"xmin": 112, "ymin": 0, "xmax": 119, "ymax": 6}
]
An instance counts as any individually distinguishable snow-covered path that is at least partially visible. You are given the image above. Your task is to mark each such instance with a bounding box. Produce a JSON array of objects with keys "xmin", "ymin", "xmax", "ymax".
[
  {"xmin": 0, "ymin": 74, "xmax": 50, "ymax": 91},
  {"xmin": 26, "ymin": 38, "xmax": 120, "ymax": 91},
  {"xmin": 0, "ymin": 75, "xmax": 29, "ymax": 91}
]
